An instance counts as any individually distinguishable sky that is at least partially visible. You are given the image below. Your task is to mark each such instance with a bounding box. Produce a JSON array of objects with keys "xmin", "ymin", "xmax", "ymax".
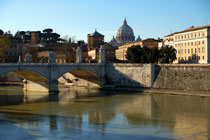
[{"xmin": 0, "ymin": 0, "xmax": 210, "ymax": 42}]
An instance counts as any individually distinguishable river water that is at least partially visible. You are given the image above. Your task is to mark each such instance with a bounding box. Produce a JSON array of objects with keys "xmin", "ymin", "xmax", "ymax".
[{"xmin": 0, "ymin": 86, "xmax": 210, "ymax": 140}]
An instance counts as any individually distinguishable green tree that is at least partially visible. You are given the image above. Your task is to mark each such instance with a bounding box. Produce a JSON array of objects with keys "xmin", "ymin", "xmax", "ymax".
[
  {"xmin": 0, "ymin": 29, "xmax": 4, "ymax": 35},
  {"xmin": 0, "ymin": 34, "xmax": 12, "ymax": 62},
  {"xmin": 126, "ymin": 45, "xmax": 160, "ymax": 63},
  {"xmin": 159, "ymin": 45, "xmax": 177, "ymax": 63},
  {"xmin": 42, "ymin": 28, "xmax": 53, "ymax": 33},
  {"xmin": 126, "ymin": 45, "xmax": 142, "ymax": 63}
]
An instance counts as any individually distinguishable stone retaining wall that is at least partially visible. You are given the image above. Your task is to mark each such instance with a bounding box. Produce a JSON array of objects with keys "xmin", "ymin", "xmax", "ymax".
[
  {"xmin": 153, "ymin": 64, "xmax": 210, "ymax": 91},
  {"xmin": 105, "ymin": 63, "xmax": 155, "ymax": 87}
]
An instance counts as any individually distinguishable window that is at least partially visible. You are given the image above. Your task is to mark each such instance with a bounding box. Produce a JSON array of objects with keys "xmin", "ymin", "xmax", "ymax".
[
  {"xmin": 185, "ymin": 49, "xmax": 186, "ymax": 53},
  {"xmin": 181, "ymin": 49, "xmax": 183, "ymax": 54},
  {"xmin": 198, "ymin": 33, "xmax": 200, "ymax": 36},
  {"xmin": 191, "ymin": 42, "xmax": 193, "ymax": 45},
  {"xmin": 195, "ymin": 42, "xmax": 196, "ymax": 45},
  {"xmin": 191, "ymin": 48, "xmax": 193, "ymax": 53},
  {"xmin": 188, "ymin": 56, "xmax": 191, "ymax": 60},
  {"xmin": 202, "ymin": 47, "xmax": 205, "ymax": 53},
  {"xmin": 188, "ymin": 42, "xmax": 190, "ymax": 46},
  {"xmin": 178, "ymin": 57, "xmax": 180, "ymax": 61},
  {"xmin": 199, "ymin": 41, "xmax": 200, "ymax": 45},
  {"xmin": 195, "ymin": 48, "xmax": 197, "ymax": 53},
  {"xmin": 198, "ymin": 48, "xmax": 200, "ymax": 53},
  {"xmin": 203, "ymin": 56, "xmax": 205, "ymax": 60},
  {"xmin": 202, "ymin": 41, "xmax": 204, "ymax": 44},
  {"xmin": 178, "ymin": 49, "xmax": 180, "ymax": 54},
  {"xmin": 188, "ymin": 49, "xmax": 190, "ymax": 53},
  {"xmin": 185, "ymin": 57, "xmax": 186, "ymax": 60}
]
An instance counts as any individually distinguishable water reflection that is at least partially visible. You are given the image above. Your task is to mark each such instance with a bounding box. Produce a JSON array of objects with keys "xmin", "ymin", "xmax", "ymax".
[{"xmin": 0, "ymin": 86, "xmax": 210, "ymax": 140}]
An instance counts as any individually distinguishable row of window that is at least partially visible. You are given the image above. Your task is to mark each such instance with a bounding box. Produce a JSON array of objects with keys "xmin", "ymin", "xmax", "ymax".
[
  {"xmin": 178, "ymin": 56, "xmax": 205, "ymax": 61},
  {"xmin": 175, "ymin": 40, "xmax": 205, "ymax": 47},
  {"xmin": 177, "ymin": 47, "xmax": 205, "ymax": 54},
  {"xmin": 175, "ymin": 32, "xmax": 205, "ymax": 40}
]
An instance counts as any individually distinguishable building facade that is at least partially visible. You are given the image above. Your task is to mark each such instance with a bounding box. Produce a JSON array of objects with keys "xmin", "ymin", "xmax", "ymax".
[
  {"xmin": 162, "ymin": 25, "xmax": 210, "ymax": 63},
  {"xmin": 115, "ymin": 38, "xmax": 160, "ymax": 61},
  {"xmin": 87, "ymin": 30, "xmax": 104, "ymax": 51}
]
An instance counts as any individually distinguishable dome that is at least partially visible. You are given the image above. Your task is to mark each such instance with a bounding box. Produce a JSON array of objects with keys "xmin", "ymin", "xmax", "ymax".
[
  {"xmin": 117, "ymin": 19, "xmax": 134, "ymax": 37},
  {"xmin": 116, "ymin": 18, "xmax": 135, "ymax": 45}
]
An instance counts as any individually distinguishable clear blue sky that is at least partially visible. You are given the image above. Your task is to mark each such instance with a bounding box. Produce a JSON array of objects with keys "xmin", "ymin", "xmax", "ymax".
[{"xmin": 0, "ymin": 0, "xmax": 210, "ymax": 42}]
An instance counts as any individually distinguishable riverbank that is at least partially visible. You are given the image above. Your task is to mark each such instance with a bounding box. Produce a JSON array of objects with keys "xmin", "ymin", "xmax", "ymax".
[{"xmin": 102, "ymin": 87, "xmax": 210, "ymax": 98}]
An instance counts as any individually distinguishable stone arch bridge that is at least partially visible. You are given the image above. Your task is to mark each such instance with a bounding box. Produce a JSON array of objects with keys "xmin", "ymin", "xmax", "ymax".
[
  {"xmin": 0, "ymin": 63, "xmax": 105, "ymax": 93},
  {"xmin": 0, "ymin": 63, "xmax": 154, "ymax": 93}
]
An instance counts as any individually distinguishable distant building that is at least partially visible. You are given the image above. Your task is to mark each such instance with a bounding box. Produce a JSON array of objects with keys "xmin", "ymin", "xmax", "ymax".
[
  {"xmin": 109, "ymin": 18, "xmax": 139, "ymax": 47},
  {"xmin": 30, "ymin": 31, "xmax": 41, "ymax": 44},
  {"xmin": 87, "ymin": 30, "xmax": 104, "ymax": 51},
  {"xmin": 115, "ymin": 38, "xmax": 160, "ymax": 61},
  {"xmin": 87, "ymin": 30, "xmax": 116, "ymax": 63},
  {"xmin": 116, "ymin": 18, "xmax": 135, "ymax": 45},
  {"xmin": 37, "ymin": 51, "xmax": 66, "ymax": 63},
  {"xmin": 162, "ymin": 25, "xmax": 210, "ymax": 63}
]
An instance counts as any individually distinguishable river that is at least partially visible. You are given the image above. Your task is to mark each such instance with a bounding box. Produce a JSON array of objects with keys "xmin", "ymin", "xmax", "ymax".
[{"xmin": 0, "ymin": 85, "xmax": 210, "ymax": 140}]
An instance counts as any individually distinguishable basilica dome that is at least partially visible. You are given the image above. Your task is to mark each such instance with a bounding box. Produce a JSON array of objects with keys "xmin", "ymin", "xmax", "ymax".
[{"xmin": 116, "ymin": 18, "xmax": 135, "ymax": 45}]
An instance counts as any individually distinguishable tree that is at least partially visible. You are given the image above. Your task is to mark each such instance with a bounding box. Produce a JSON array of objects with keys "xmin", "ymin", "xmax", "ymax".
[
  {"xmin": 0, "ymin": 34, "xmax": 12, "ymax": 62},
  {"xmin": 0, "ymin": 29, "xmax": 4, "ymax": 35},
  {"xmin": 126, "ymin": 45, "xmax": 176, "ymax": 64},
  {"xmin": 126, "ymin": 45, "xmax": 142, "ymax": 63},
  {"xmin": 42, "ymin": 28, "xmax": 53, "ymax": 33},
  {"xmin": 126, "ymin": 45, "xmax": 160, "ymax": 63},
  {"xmin": 159, "ymin": 45, "xmax": 177, "ymax": 63}
]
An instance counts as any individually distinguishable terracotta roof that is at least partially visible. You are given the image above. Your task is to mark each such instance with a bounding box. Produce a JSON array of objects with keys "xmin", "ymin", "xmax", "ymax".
[{"xmin": 165, "ymin": 25, "xmax": 210, "ymax": 37}]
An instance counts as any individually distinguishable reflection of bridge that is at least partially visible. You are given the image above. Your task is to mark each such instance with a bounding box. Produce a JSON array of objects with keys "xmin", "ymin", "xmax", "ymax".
[{"xmin": 0, "ymin": 63, "xmax": 105, "ymax": 93}]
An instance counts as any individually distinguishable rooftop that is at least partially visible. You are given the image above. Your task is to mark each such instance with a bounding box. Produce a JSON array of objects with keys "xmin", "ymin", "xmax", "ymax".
[
  {"xmin": 88, "ymin": 30, "xmax": 104, "ymax": 37},
  {"xmin": 165, "ymin": 25, "xmax": 210, "ymax": 37}
]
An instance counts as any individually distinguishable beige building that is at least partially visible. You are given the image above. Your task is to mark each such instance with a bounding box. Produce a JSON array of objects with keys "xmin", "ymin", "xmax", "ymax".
[
  {"xmin": 115, "ymin": 38, "xmax": 160, "ymax": 61},
  {"xmin": 162, "ymin": 25, "xmax": 210, "ymax": 63}
]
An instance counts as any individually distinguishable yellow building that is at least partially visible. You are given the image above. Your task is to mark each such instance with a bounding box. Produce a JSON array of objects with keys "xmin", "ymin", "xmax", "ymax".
[
  {"xmin": 162, "ymin": 25, "xmax": 210, "ymax": 63},
  {"xmin": 115, "ymin": 38, "xmax": 160, "ymax": 61}
]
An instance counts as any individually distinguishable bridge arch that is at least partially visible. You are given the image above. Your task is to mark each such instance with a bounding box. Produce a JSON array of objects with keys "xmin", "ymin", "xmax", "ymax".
[
  {"xmin": 0, "ymin": 69, "xmax": 48, "ymax": 82},
  {"xmin": 57, "ymin": 69, "xmax": 101, "ymax": 87}
]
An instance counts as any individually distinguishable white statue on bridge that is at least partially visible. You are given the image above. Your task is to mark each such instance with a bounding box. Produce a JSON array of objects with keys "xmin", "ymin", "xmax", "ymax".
[
  {"xmin": 49, "ymin": 51, "xmax": 56, "ymax": 64},
  {"xmin": 76, "ymin": 46, "xmax": 82, "ymax": 63},
  {"xmin": 24, "ymin": 53, "xmax": 32, "ymax": 63},
  {"xmin": 99, "ymin": 44, "xmax": 105, "ymax": 64}
]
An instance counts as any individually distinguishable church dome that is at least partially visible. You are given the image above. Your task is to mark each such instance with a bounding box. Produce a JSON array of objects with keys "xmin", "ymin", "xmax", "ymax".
[
  {"xmin": 116, "ymin": 18, "xmax": 135, "ymax": 45},
  {"xmin": 117, "ymin": 19, "xmax": 134, "ymax": 37}
]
